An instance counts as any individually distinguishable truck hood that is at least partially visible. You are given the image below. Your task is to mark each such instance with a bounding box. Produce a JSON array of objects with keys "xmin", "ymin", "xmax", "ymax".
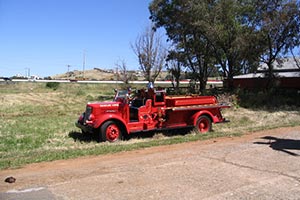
[{"xmin": 87, "ymin": 101, "xmax": 121, "ymax": 109}]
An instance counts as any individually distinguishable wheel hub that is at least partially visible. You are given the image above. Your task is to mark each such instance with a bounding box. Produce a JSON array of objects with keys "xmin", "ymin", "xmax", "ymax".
[{"xmin": 106, "ymin": 125, "xmax": 119, "ymax": 142}]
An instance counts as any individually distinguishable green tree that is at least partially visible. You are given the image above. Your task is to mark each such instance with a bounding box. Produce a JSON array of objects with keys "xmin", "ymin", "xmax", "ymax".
[
  {"xmin": 150, "ymin": 0, "xmax": 215, "ymax": 92},
  {"xmin": 254, "ymin": 0, "xmax": 300, "ymax": 87},
  {"xmin": 149, "ymin": 0, "xmax": 261, "ymax": 91},
  {"xmin": 150, "ymin": 0, "xmax": 300, "ymax": 91},
  {"xmin": 200, "ymin": 0, "xmax": 261, "ymax": 86}
]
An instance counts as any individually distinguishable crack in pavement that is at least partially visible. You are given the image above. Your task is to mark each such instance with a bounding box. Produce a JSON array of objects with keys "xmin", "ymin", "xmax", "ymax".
[{"xmin": 202, "ymin": 155, "xmax": 300, "ymax": 183}]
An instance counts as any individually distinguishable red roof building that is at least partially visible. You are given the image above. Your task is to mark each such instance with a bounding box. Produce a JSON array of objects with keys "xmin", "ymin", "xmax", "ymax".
[{"xmin": 229, "ymin": 58, "xmax": 300, "ymax": 89}]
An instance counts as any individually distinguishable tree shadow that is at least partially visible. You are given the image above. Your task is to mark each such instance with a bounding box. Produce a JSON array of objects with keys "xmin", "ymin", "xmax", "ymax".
[{"xmin": 254, "ymin": 136, "xmax": 300, "ymax": 156}]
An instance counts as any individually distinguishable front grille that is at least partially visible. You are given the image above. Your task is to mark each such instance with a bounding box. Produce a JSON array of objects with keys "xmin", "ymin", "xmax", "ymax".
[{"xmin": 84, "ymin": 106, "xmax": 92, "ymax": 123}]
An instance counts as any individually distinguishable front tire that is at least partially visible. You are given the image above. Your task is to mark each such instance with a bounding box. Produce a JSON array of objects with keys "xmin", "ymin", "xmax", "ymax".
[
  {"xmin": 196, "ymin": 116, "xmax": 212, "ymax": 133},
  {"xmin": 100, "ymin": 121, "xmax": 122, "ymax": 142}
]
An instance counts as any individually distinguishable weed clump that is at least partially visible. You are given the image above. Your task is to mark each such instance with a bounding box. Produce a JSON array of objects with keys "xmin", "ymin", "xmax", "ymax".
[{"xmin": 46, "ymin": 82, "xmax": 60, "ymax": 90}]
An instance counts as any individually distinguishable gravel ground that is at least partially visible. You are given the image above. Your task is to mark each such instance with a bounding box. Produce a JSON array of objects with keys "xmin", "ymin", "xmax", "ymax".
[{"xmin": 1, "ymin": 126, "xmax": 300, "ymax": 200}]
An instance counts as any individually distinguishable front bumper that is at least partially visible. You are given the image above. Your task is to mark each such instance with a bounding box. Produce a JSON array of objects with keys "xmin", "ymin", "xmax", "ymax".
[{"xmin": 75, "ymin": 121, "xmax": 94, "ymax": 134}]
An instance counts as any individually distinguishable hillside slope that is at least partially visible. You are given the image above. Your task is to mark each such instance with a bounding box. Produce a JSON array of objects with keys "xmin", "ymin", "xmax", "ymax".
[{"xmin": 51, "ymin": 68, "xmax": 168, "ymax": 81}]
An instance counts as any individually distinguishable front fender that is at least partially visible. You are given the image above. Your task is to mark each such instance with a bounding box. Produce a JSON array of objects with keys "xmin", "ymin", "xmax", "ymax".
[{"xmin": 93, "ymin": 113, "xmax": 128, "ymax": 133}]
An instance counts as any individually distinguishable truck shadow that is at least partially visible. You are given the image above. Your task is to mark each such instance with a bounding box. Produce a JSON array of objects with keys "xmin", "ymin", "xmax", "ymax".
[
  {"xmin": 254, "ymin": 136, "xmax": 300, "ymax": 156},
  {"xmin": 129, "ymin": 127, "xmax": 193, "ymax": 140},
  {"xmin": 68, "ymin": 131, "xmax": 97, "ymax": 143},
  {"xmin": 69, "ymin": 128, "xmax": 194, "ymax": 143}
]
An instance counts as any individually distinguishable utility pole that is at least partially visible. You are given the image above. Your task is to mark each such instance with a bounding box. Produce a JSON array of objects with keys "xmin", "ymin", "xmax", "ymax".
[
  {"xmin": 67, "ymin": 65, "xmax": 71, "ymax": 78},
  {"xmin": 83, "ymin": 50, "xmax": 86, "ymax": 79},
  {"xmin": 25, "ymin": 68, "xmax": 30, "ymax": 78}
]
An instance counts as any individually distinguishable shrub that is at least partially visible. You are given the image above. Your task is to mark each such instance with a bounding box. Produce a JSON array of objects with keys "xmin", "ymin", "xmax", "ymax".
[
  {"xmin": 236, "ymin": 89, "xmax": 300, "ymax": 109},
  {"xmin": 86, "ymin": 95, "xmax": 94, "ymax": 101},
  {"xmin": 46, "ymin": 82, "xmax": 60, "ymax": 90},
  {"xmin": 76, "ymin": 89, "xmax": 86, "ymax": 96}
]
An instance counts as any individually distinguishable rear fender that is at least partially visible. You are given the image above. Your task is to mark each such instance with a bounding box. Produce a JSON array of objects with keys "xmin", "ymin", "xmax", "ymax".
[{"xmin": 191, "ymin": 111, "xmax": 215, "ymax": 126}]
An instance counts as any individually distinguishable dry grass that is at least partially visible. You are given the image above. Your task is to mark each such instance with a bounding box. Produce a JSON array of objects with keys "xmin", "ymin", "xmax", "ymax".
[
  {"xmin": 1, "ymin": 92, "xmax": 63, "ymax": 106},
  {"xmin": 214, "ymin": 107, "xmax": 300, "ymax": 133}
]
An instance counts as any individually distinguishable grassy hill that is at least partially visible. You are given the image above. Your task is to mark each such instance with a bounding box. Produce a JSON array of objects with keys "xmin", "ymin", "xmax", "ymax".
[
  {"xmin": 51, "ymin": 68, "xmax": 169, "ymax": 81},
  {"xmin": 51, "ymin": 68, "xmax": 116, "ymax": 80}
]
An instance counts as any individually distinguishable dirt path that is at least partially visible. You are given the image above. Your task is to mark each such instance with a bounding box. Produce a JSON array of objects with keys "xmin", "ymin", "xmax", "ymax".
[{"xmin": 1, "ymin": 126, "xmax": 300, "ymax": 200}]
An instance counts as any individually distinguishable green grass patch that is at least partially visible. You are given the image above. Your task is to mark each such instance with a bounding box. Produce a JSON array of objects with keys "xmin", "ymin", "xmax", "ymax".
[{"xmin": 0, "ymin": 82, "xmax": 300, "ymax": 170}]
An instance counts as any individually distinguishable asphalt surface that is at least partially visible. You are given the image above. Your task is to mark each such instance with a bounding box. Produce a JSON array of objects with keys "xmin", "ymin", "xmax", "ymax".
[{"xmin": 1, "ymin": 126, "xmax": 300, "ymax": 200}]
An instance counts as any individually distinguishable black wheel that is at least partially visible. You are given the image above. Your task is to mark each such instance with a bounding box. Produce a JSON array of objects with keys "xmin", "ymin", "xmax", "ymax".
[
  {"xmin": 196, "ymin": 116, "xmax": 212, "ymax": 133},
  {"xmin": 100, "ymin": 121, "xmax": 122, "ymax": 142}
]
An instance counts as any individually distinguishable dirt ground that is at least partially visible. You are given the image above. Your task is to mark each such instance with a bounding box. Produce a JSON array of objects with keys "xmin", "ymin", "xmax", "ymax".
[{"xmin": 1, "ymin": 126, "xmax": 300, "ymax": 200}]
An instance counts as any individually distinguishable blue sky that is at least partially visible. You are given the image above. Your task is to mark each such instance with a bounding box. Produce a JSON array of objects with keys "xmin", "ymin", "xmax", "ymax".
[{"xmin": 0, "ymin": 0, "xmax": 153, "ymax": 77}]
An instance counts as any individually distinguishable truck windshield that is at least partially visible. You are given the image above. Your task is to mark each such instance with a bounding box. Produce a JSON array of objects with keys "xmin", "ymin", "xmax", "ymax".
[{"xmin": 114, "ymin": 90, "xmax": 128, "ymax": 101}]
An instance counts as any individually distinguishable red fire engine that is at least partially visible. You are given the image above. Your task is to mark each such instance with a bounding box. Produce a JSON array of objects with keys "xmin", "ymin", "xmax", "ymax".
[{"xmin": 76, "ymin": 85, "xmax": 230, "ymax": 142}]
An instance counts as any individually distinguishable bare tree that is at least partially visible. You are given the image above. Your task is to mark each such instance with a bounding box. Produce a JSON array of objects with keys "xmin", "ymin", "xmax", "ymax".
[
  {"xmin": 166, "ymin": 50, "xmax": 186, "ymax": 92},
  {"xmin": 115, "ymin": 59, "xmax": 131, "ymax": 84},
  {"xmin": 132, "ymin": 24, "xmax": 167, "ymax": 83}
]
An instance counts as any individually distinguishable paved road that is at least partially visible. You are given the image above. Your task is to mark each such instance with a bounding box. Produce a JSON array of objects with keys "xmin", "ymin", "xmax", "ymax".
[{"xmin": 1, "ymin": 126, "xmax": 300, "ymax": 200}]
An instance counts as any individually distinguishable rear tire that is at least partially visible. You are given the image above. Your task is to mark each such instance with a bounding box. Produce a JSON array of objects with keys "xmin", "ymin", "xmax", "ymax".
[
  {"xmin": 100, "ymin": 121, "xmax": 122, "ymax": 142},
  {"xmin": 196, "ymin": 116, "xmax": 212, "ymax": 133}
]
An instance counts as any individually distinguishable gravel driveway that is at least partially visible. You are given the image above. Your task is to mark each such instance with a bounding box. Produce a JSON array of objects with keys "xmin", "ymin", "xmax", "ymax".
[{"xmin": 1, "ymin": 126, "xmax": 300, "ymax": 200}]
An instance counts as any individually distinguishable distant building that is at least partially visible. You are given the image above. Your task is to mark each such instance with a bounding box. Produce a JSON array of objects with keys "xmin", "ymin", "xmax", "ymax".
[
  {"xmin": 28, "ymin": 75, "xmax": 40, "ymax": 81},
  {"xmin": 228, "ymin": 58, "xmax": 300, "ymax": 89}
]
